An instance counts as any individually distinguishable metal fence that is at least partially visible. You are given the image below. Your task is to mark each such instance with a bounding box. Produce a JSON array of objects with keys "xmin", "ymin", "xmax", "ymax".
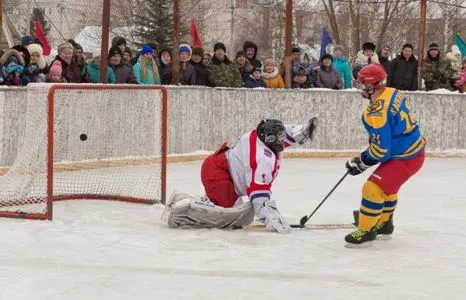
[{"xmin": 2, "ymin": 0, "xmax": 466, "ymax": 64}]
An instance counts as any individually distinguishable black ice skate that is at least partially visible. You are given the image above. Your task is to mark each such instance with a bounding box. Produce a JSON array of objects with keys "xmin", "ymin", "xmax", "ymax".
[
  {"xmin": 344, "ymin": 228, "xmax": 377, "ymax": 248},
  {"xmin": 375, "ymin": 216, "xmax": 394, "ymax": 240}
]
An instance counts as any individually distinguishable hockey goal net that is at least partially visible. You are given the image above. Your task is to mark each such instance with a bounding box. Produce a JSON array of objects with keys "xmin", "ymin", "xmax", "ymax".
[{"xmin": 0, "ymin": 84, "xmax": 167, "ymax": 220}]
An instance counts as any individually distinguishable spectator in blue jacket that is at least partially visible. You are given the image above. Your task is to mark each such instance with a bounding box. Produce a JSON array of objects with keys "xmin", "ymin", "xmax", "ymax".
[{"xmin": 332, "ymin": 45, "xmax": 352, "ymax": 89}]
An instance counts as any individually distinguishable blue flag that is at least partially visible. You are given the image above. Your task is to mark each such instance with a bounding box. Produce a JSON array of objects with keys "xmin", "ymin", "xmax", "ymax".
[
  {"xmin": 320, "ymin": 26, "xmax": 333, "ymax": 60},
  {"xmin": 454, "ymin": 33, "xmax": 466, "ymax": 58}
]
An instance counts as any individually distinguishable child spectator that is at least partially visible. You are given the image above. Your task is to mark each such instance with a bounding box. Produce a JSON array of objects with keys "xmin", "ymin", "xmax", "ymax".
[
  {"xmin": 292, "ymin": 52, "xmax": 316, "ymax": 89},
  {"xmin": 203, "ymin": 53, "xmax": 211, "ymax": 66},
  {"xmin": 262, "ymin": 58, "xmax": 285, "ymax": 88},
  {"xmin": 47, "ymin": 61, "xmax": 63, "ymax": 83},
  {"xmin": 243, "ymin": 66, "xmax": 266, "ymax": 88}
]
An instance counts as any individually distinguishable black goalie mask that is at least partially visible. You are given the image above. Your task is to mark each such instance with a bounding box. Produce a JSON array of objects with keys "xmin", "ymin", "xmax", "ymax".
[{"xmin": 256, "ymin": 119, "xmax": 286, "ymax": 153}]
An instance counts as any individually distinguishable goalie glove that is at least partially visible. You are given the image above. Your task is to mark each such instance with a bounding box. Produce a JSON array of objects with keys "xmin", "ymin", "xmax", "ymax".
[
  {"xmin": 252, "ymin": 198, "xmax": 291, "ymax": 234},
  {"xmin": 296, "ymin": 117, "xmax": 318, "ymax": 145}
]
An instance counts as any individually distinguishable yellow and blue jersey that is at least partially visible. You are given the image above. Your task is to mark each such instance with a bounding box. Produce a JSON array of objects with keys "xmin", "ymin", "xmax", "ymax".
[{"xmin": 361, "ymin": 87, "xmax": 426, "ymax": 164}]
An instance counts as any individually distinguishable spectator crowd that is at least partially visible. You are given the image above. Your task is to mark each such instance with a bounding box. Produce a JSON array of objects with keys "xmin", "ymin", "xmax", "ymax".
[{"xmin": 1, "ymin": 34, "xmax": 466, "ymax": 93}]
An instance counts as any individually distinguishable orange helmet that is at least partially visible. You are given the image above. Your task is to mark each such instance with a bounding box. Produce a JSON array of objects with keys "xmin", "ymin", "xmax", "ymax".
[{"xmin": 357, "ymin": 64, "xmax": 387, "ymax": 89}]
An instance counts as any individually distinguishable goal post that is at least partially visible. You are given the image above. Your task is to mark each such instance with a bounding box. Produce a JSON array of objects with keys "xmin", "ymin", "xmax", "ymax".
[{"xmin": 0, "ymin": 84, "xmax": 167, "ymax": 220}]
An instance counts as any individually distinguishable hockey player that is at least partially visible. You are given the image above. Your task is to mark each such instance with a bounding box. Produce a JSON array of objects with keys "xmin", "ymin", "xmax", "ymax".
[
  {"xmin": 162, "ymin": 118, "xmax": 318, "ymax": 233},
  {"xmin": 345, "ymin": 64, "xmax": 426, "ymax": 247}
]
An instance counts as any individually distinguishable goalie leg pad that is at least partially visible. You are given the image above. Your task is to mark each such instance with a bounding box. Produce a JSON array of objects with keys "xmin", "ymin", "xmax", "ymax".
[{"xmin": 164, "ymin": 192, "xmax": 254, "ymax": 229}]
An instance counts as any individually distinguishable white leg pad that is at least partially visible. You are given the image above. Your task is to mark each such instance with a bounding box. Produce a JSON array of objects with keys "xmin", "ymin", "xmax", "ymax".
[{"xmin": 162, "ymin": 191, "xmax": 254, "ymax": 229}]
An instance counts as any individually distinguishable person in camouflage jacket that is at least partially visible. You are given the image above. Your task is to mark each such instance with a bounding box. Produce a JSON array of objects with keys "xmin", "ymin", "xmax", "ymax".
[
  {"xmin": 207, "ymin": 42, "xmax": 242, "ymax": 88},
  {"xmin": 422, "ymin": 43, "xmax": 453, "ymax": 91}
]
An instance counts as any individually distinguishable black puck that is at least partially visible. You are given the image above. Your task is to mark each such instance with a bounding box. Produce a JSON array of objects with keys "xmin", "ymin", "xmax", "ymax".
[{"xmin": 80, "ymin": 134, "xmax": 88, "ymax": 141}]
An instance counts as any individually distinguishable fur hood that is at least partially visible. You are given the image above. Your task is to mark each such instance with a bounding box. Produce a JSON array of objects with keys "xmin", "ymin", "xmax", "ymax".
[
  {"xmin": 262, "ymin": 66, "xmax": 279, "ymax": 79},
  {"xmin": 0, "ymin": 49, "xmax": 25, "ymax": 66},
  {"xmin": 26, "ymin": 43, "xmax": 46, "ymax": 69},
  {"xmin": 355, "ymin": 50, "xmax": 379, "ymax": 65}
]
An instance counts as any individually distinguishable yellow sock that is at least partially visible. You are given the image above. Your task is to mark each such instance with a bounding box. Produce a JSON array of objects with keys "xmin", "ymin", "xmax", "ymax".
[
  {"xmin": 379, "ymin": 193, "xmax": 397, "ymax": 223},
  {"xmin": 358, "ymin": 181, "xmax": 386, "ymax": 231}
]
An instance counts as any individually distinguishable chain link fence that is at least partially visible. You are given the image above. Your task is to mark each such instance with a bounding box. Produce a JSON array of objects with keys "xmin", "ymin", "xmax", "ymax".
[{"xmin": 2, "ymin": 0, "xmax": 466, "ymax": 63}]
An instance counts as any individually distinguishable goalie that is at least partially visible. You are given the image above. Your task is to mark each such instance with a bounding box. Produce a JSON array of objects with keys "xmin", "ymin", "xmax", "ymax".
[{"xmin": 162, "ymin": 117, "xmax": 318, "ymax": 233}]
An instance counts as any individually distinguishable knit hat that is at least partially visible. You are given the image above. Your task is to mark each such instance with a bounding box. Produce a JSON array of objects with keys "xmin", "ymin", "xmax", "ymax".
[
  {"xmin": 362, "ymin": 42, "xmax": 376, "ymax": 51},
  {"xmin": 50, "ymin": 61, "xmax": 62, "ymax": 76},
  {"xmin": 402, "ymin": 43, "xmax": 414, "ymax": 51},
  {"xmin": 179, "ymin": 44, "xmax": 192, "ymax": 55},
  {"xmin": 428, "ymin": 43, "xmax": 439, "ymax": 52},
  {"xmin": 214, "ymin": 42, "xmax": 226, "ymax": 52},
  {"xmin": 253, "ymin": 66, "xmax": 261, "ymax": 73},
  {"xmin": 21, "ymin": 35, "xmax": 34, "ymax": 46},
  {"xmin": 292, "ymin": 46, "xmax": 301, "ymax": 54},
  {"xmin": 108, "ymin": 46, "xmax": 122, "ymax": 58},
  {"xmin": 112, "ymin": 36, "xmax": 127, "ymax": 47},
  {"xmin": 27, "ymin": 43, "xmax": 43, "ymax": 56},
  {"xmin": 321, "ymin": 53, "xmax": 333, "ymax": 62},
  {"xmin": 192, "ymin": 46, "xmax": 204, "ymax": 57},
  {"xmin": 58, "ymin": 42, "xmax": 74, "ymax": 53},
  {"xmin": 333, "ymin": 45, "xmax": 344, "ymax": 52},
  {"xmin": 140, "ymin": 44, "xmax": 153, "ymax": 55}
]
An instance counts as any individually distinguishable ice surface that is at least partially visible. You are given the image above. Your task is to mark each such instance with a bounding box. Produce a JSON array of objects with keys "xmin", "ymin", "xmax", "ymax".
[{"xmin": 0, "ymin": 158, "xmax": 465, "ymax": 300}]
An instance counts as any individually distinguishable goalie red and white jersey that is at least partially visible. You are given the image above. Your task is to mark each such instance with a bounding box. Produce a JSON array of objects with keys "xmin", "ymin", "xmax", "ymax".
[{"xmin": 226, "ymin": 125, "xmax": 300, "ymax": 202}]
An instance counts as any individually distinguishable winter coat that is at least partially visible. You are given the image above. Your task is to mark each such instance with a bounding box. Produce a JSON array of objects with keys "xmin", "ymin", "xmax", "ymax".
[
  {"xmin": 456, "ymin": 69, "xmax": 466, "ymax": 92},
  {"xmin": 291, "ymin": 53, "xmax": 317, "ymax": 88},
  {"xmin": 243, "ymin": 41, "xmax": 262, "ymax": 68},
  {"xmin": 207, "ymin": 55, "xmax": 242, "ymax": 88},
  {"xmin": 86, "ymin": 61, "xmax": 116, "ymax": 83},
  {"xmin": 352, "ymin": 51, "xmax": 380, "ymax": 79},
  {"xmin": 110, "ymin": 62, "xmax": 138, "ymax": 84},
  {"xmin": 387, "ymin": 54, "xmax": 418, "ymax": 91},
  {"xmin": 262, "ymin": 67, "xmax": 285, "ymax": 88},
  {"xmin": 24, "ymin": 52, "xmax": 46, "ymax": 83},
  {"xmin": 190, "ymin": 60, "xmax": 209, "ymax": 86},
  {"xmin": 332, "ymin": 56, "xmax": 352, "ymax": 89},
  {"xmin": 243, "ymin": 75, "xmax": 266, "ymax": 88},
  {"xmin": 179, "ymin": 61, "xmax": 196, "ymax": 85},
  {"xmin": 50, "ymin": 55, "xmax": 87, "ymax": 83},
  {"xmin": 377, "ymin": 52, "xmax": 391, "ymax": 72},
  {"xmin": 236, "ymin": 60, "xmax": 254, "ymax": 83},
  {"xmin": 422, "ymin": 53, "xmax": 451, "ymax": 91},
  {"xmin": 0, "ymin": 49, "xmax": 30, "ymax": 86},
  {"xmin": 158, "ymin": 47, "xmax": 173, "ymax": 85},
  {"xmin": 133, "ymin": 56, "xmax": 161, "ymax": 85},
  {"xmin": 445, "ymin": 50, "xmax": 462, "ymax": 80},
  {"xmin": 316, "ymin": 66, "xmax": 343, "ymax": 90}
]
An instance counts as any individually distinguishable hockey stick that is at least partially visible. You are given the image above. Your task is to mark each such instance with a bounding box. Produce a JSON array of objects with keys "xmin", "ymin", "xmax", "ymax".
[{"xmin": 291, "ymin": 171, "xmax": 350, "ymax": 228}]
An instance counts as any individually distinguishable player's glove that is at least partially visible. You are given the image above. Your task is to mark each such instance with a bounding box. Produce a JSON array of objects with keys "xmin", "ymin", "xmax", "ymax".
[
  {"xmin": 346, "ymin": 155, "xmax": 370, "ymax": 176},
  {"xmin": 296, "ymin": 117, "xmax": 318, "ymax": 145},
  {"xmin": 252, "ymin": 198, "xmax": 291, "ymax": 234}
]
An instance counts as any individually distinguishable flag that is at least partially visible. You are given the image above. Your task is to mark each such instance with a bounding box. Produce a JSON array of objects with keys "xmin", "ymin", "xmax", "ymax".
[
  {"xmin": 454, "ymin": 32, "xmax": 466, "ymax": 58},
  {"xmin": 320, "ymin": 26, "xmax": 333, "ymax": 60},
  {"xmin": 34, "ymin": 20, "xmax": 51, "ymax": 56},
  {"xmin": 189, "ymin": 17, "xmax": 202, "ymax": 47}
]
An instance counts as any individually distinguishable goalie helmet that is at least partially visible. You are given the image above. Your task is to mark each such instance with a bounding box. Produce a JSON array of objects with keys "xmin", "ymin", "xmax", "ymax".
[{"xmin": 256, "ymin": 119, "xmax": 286, "ymax": 154}]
